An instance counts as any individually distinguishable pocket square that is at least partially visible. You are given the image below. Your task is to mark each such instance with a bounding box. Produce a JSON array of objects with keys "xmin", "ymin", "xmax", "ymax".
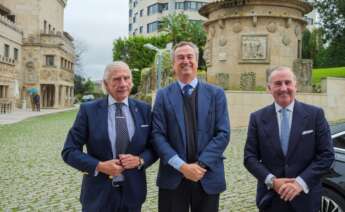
[
  {"xmin": 140, "ymin": 124, "xmax": 150, "ymax": 127},
  {"xmin": 302, "ymin": 130, "xmax": 314, "ymax": 135}
]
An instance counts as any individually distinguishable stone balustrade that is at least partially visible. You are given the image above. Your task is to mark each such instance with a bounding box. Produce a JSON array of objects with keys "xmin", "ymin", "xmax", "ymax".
[
  {"xmin": 0, "ymin": 55, "xmax": 15, "ymax": 65},
  {"xmin": 0, "ymin": 14, "xmax": 22, "ymax": 33},
  {"xmin": 0, "ymin": 99, "xmax": 13, "ymax": 114}
]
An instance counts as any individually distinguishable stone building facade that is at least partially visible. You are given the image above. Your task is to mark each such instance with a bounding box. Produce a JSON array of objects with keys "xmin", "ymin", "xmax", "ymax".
[
  {"xmin": 199, "ymin": 0, "xmax": 312, "ymax": 90},
  {"xmin": 0, "ymin": 0, "xmax": 74, "ymax": 112}
]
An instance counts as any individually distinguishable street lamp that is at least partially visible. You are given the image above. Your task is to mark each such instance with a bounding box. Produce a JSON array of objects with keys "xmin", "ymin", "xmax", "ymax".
[{"xmin": 144, "ymin": 43, "xmax": 163, "ymax": 89}]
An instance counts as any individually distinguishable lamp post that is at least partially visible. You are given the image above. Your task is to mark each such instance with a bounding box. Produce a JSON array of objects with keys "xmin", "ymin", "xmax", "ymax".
[{"xmin": 144, "ymin": 43, "xmax": 163, "ymax": 89}]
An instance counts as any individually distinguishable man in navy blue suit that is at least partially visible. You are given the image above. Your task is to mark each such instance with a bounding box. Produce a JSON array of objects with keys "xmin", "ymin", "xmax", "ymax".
[
  {"xmin": 62, "ymin": 61, "xmax": 157, "ymax": 212},
  {"xmin": 244, "ymin": 66, "xmax": 334, "ymax": 212},
  {"xmin": 152, "ymin": 41, "xmax": 230, "ymax": 212}
]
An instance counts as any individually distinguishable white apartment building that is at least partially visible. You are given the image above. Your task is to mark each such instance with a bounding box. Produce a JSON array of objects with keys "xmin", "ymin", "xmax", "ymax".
[{"xmin": 129, "ymin": 0, "xmax": 211, "ymax": 36}]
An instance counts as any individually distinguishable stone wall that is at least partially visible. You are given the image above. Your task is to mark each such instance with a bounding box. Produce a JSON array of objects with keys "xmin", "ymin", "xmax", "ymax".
[{"xmin": 227, "ymin": 77, "xmax": 345, "ymax": 128}]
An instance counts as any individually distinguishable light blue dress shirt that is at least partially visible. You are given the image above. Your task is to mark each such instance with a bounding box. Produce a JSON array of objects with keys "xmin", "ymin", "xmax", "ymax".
[
  {"xmin": 107, "ymin": 95, "xmax": 135, "ymax": 158},
  {"xmin": 168, "ymin": 78, "xmax": 198, "ymax": 171},
  {"xmin": 94, "ymin": 95, "xmax": 135, "ymax": 179},
  {"xmin": 265, "ymin": 101, "xmax": 309, "ymax": 193}
]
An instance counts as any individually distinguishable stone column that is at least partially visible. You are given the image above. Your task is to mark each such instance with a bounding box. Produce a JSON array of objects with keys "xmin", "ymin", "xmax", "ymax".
[{"xmin": 54, "ymin": 84, "xmax": 59, "ymax": 108}]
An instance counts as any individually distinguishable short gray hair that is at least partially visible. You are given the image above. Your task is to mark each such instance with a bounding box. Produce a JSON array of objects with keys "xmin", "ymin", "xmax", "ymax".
[
  {"xmin": 267, "ymin": 66, "xmax": 297, "ymax": 84},
  {"xmin": 103, "ymin": 61, "xmax": 132, "ymax": 81},
  {"xmin": 102, "ymin": 61, "xmax": 132, "ymax": 94},
  {"xmin": 172, "ymin": 41, "xmax": 199, "ymax": 62}
]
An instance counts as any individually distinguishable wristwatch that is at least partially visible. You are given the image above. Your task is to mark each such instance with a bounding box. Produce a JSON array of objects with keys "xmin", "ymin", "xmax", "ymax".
[
  {"xmin": 137, "ymin": 157, "xmax": 144, "ymax": 170},
  {"xmin": 267, "ymin": 176, "xmax": 276, "ymax": 189}
]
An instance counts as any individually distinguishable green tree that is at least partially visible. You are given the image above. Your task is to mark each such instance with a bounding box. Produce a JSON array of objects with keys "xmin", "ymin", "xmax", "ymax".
[
  {"xmin": 314, "ymin": 0, "xmax": 345, "ymax": 41},
  {"xmin": 160, "ymin": 13, "xmax": 207, "ymax": 68}
]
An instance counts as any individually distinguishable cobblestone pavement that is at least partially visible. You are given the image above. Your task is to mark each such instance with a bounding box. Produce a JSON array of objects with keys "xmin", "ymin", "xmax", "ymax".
[{"xmin": 0, "ymin": 111, "xmax": 258, "ymax": 212}]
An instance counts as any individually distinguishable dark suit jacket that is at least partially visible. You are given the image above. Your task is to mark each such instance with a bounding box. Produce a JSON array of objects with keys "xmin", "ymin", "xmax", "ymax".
[
  {"xmin": 61, "ymin": 97, "xmax": 157, "ymax": 211},
  {"xmin": 152, "ymin": 81, "xmax": 230, "ymax": 194},
  {"xmin": 244, "ymin": 100, "xmax": 334, "ymax": 212}
]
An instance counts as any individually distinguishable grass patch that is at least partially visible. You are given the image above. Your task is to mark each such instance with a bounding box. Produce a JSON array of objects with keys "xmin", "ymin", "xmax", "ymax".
[{"xmin": 312, "ymin": 66, "xmax": 345, "ymax": 84}]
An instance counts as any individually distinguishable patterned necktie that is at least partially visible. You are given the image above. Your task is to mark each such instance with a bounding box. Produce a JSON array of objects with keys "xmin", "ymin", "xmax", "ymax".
[
  {"xmin": 280, "ymin": 108, "xmax": 290, "ymax": 155},
  {"xmin": 115, "ymin": 103, "xmax": 129, "ymax": 158},
  {"xmin": 183, "ymin": 84, "xmax": 193, "ymax": 96}
]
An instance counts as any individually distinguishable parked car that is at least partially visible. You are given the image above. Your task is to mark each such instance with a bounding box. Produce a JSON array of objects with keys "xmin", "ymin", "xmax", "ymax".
[
  {"xmin": 321, "ymin": 123, "xmax": 345, "ymax": 212},
  {"xmin": 81, "ymin": 94, "xmax": 95, "ymax": 102}
]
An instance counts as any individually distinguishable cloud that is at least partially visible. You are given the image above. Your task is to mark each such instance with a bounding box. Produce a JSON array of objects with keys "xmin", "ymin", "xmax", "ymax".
[{"xmin": 64, "ymin": 0, "xmax": 128, "ymax": 80}]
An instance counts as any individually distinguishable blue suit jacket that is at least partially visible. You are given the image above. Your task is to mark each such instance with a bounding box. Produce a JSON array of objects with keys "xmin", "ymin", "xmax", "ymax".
[
  {"xmin": 152, "ymin": 81, "xmax": 230, "ymax": 194},
  {"xmin": 61, "ymin": 97, "xmax": 157, "ymax": 211},
  {"xmin": 244, "ymin": 100, "xmax": 334, "ymax": 211}
]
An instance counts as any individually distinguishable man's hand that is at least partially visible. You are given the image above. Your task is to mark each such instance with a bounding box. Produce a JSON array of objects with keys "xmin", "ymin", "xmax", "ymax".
[
  {"xmin": 96, "ymin": 159, "xmax": 124, "ymax": 176},
  {"xmin": 179, "ymin": 163, "xmax": 207, "ymax": 182},
  {"xmin": 273, "ymin": 178, "xmax": 295, "ymax": 193},
  {"xmin": 119, "ymin": 154, "xmax": 140, "ymax": 169},
  {"xmin": 278, "ymin": 181, "xmax": 303, "ymax": 202}
]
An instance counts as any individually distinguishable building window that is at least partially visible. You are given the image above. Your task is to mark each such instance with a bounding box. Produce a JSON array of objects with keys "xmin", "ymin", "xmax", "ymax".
[
  {"xmin": 129, "ymin": 9, "xmax": 132, "ymax": 17},
  {"xmin": 147, "ymin": 21, "xmax": 160, "ymax": 33},
  {"xmin": 45, "ymin": 55, "xmax": 55, "ymax": 66},
  {"xmin": 14, "ymin": 48, "xmax": 18, "ymax": 60},
  {"xmin": 129, "ymin": 23, "xmax": 132, "ymax": 32},
  {"xmin": 4, "ymin": 44, "xmax": 10, "ymax": 58},
  {"xmin": 148, "ymin": 3, "xmax": 168, "ymax": 15},
  {"xmin": 139, "ymin": 26, "xmax": 143, "ymax": 33},
  {"xmin": 140, "ymin": 9, "xmax": 144, "ymax": 17},
  {"xmin": 176, "ymin": 1, "xmax": 206, "ymax": 11},
  {"xmin": 44, "ymin": 20, "xmax": 47, "ymax": 33},
  {"xmin": 133, "ymin": 12, "xmax": 138, "ymax": 23},
  {"xmin": 175, "ymin": 2, "xmax": 184, "ymax": 10},
  {"xmin": 0, "ymin": 85, "xmax": 9, "ymax": 98},
  {"xmin": 133, "ymin": 0, "xmax": 137, "ymax": 7}
]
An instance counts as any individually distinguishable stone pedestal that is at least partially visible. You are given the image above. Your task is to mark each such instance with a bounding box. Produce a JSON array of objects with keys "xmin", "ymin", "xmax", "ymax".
[{"xmin": 200, "ymin": 0, "xmax": 312, "ymax": 90}]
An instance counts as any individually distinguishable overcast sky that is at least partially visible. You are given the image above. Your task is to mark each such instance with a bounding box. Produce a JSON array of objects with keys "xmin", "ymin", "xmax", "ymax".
[{"xmin": 64, "ymin": 0, "xmax": 128, "ymax": 80}]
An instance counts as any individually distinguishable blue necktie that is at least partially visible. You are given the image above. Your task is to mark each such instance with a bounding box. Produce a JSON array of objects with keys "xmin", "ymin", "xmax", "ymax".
[
  {"xmin": 280, "ymin": 108, "xmax": 290, "ymax": 155},
  {"xmin": 183, "ymin": 84, "xmax": 193, "ymax": 96}
]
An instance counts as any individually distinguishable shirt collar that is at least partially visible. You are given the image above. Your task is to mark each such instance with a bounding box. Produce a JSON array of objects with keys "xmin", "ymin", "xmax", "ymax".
[
  {"xmin": 108, "ymin": 95, "xmax": 129, "ymax": 107},
  {"xmin": 275, "ymin": 101, "xmax": 295, "ymax": 113},
  {"xmin": 177, "ymin": 78, "xmax": 198, "ymax": 90}
]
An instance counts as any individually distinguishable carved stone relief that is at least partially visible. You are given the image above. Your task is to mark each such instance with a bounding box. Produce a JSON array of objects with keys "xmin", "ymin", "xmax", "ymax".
[
  {"xmin": 286, "ymin": 18, "xmax": 292, "ymax": 28},
  {"xmin": 295, "ymin": 25, "xmax": 301, "ymax": 37},
  {"xmin": 218, "ymin": 36, "xmax": 227, "ymax": 47},
  {"xmin": 218, "ymin": 52, "xmax": 227, "ymax": 62},
  {"xmin": 282, "ymin": 34, "xmax": 291, "ymax": 46},
  {"xmin": 233, "ymin": 22, "xmax": 242, "ymax": 33},
  {"xmin": 241, "ymin": 35, "xmax": 268, "ymax": 61},
  {"xmin": 203, "ymin": 39, "xmax": 213, "ymax": 67},
  {"xmin": 266, "ymin": 22, "xmax": 277, "ymax": 33},
  {"xmin": 240, "ymin": 72, "xmax": 256, "ymax": 90},
  {"xmin": 25, "ymin": 61, "xmax": 38, "ymax": 83},
  {"xmin": 216, "ymin": 73, "xmax": 230, "ymax": 89},
  {"xmin": 252, "ymin": 16, "xmax": 257, "ymax": 27}
]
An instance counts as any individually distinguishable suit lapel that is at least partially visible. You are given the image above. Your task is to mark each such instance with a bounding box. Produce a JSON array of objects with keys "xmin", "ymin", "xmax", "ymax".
[
  {"xmin": 286, "ymin": 101, "xmax": 308, "ymax": 158},
  {"xmin": 97, "ymin": 98, "xmax": 113, "ymax": 159},
  {"xmin": 197, "ymin": 82, "xmax": 211, "ymax": 134},
  {"xmin": 168, "ymin": 82, "xmax": 187, "ymax": 148},
  {"xmin": 127, "ymin": 98, "xmax": 139, "ymax": 152},
  {"xmin": 262, "ymin": 104, "xmax": 285, "ymax": 159}
]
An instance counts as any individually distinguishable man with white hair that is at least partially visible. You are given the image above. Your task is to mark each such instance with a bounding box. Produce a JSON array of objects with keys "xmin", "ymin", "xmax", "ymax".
[{"xmin": 62, "ymin": 61, "xmax": 157, "ymax": 212}]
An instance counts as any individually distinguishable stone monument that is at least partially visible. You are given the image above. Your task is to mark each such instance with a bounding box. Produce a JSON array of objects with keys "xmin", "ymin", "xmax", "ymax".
[{"xmin": 199, "ymin": 0, "xmax": 313, "ymax": 90}]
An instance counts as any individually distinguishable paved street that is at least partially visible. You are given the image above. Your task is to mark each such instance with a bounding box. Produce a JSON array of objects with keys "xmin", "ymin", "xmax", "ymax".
[{"xmin": 0, "ymin": 110, "xmax": 257, "ymax": 211}]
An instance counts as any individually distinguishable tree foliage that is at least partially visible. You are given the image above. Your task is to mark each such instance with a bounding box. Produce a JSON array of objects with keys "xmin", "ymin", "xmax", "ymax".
[
  {"xmin": 314, "ymin": 0, "xmax": 345, "ymax": 41},
  {"xmin": 113, "ymin": 35, "xmax": 170, "ymax": 70},
  {"xmin": 160, "ymin": 13, "xmax": 207, "ymax": 68}
]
